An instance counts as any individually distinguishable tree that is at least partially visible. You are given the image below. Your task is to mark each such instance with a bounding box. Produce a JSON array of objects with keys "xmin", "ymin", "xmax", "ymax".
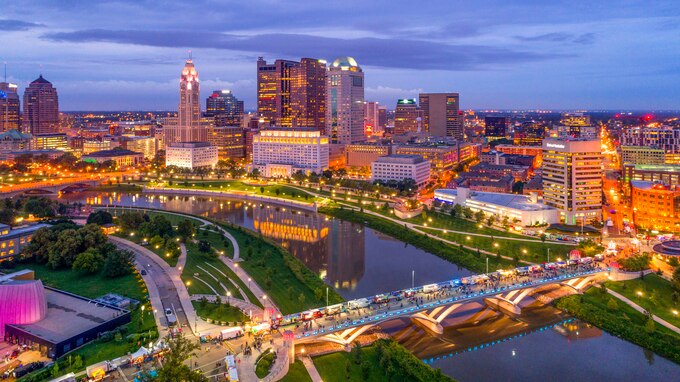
[
  {"xmin": 260, "ymin": 187, "xmax": 264, "ymax": 194},
  {"xmin": 351, "ymin": 342, "xmax": 363, "ymax": 364},
  {"xmin": 151, "ymin": 336, "xmax": 207, "ymax": 382},
  {"xmin": 672, "ymin": 267, "xmax": 680, "ymax": 292},
  {"xmin": 72, "ymin": 248, "xmax": 105, "ymax": 273},
  {"xmin": 198, "ymin": 240, "xmax": 211, "ymax": 253},
  {"xmin": 607, "ymin": 298, "xmax": 618, "ymax": 310},
  {"xmin": 463, "ymin": 207, "xmax": 473, "ymax": 219},
  {"xmin": 275, "ymin": 188, "xmax": 281, "ymax": 196},
  {"xmin": 486, "ymin": 216, "xmax": 495, "ymax": 227},
  {"xmin": 474, "ymin": 210, "xmax": 485, "ymax": 223},
  {"xmin": 298, "ymin": 293, "xmax": 306, "ymax": 306},
  {"xmin": 73, "ymin": 355, "xmax": 83, "ymax": 370},
  {"xmin": 452, "ymin": 204, "xmax": 463, "ymax": 218},
  {"xmin": 51, "ymin": 363, "xmax": 60, "ymax": 378},
  {"xmin": 87, "ymin": 210, "xmax": 113, "ymax": 226},
  {"xmin": 645, "ymin": 317, "xmax": 656, "ymax": 334},
  {"xmin": 177, "ymin": 219, "xmax": 196, "ymax": 242},
  {"xmin": 119, "ymin": 211, "xmax": 146, "ymax": 231},
  {"xmin": 102, "ymin": 249, "xmax": 134, "ymax": 278}
]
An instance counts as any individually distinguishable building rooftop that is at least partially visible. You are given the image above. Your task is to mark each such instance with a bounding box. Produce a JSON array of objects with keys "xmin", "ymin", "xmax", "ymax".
[
  {"xmin": 83, "ymin": 149, "xmax": 142, "ymax": 157},
  {"xmin": 374, "ymin": 154, "xmax": 427, "ymax": 164},
  {"xmin": 436, "ymin": 188, "xmax": 556, "ymax": 212},
  {"xmin": 7, "ymin": 288, "xmax": 125, "ymax": 345},
  {"xmin": 0, "ymin": 223, "xmax": 49, "ymax": 239},
  {"xmin": 0, "ymin": 129, "xmax": 32, "ymax": 140}
]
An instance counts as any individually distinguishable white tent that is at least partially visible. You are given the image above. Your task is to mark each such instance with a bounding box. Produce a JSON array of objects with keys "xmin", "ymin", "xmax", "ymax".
[{"xmin": 130, "ymin": 346, "xmax": 151, "ymax": 360}]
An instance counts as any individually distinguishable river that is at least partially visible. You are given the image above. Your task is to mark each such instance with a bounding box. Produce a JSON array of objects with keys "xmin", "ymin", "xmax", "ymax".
[{"xmin": 58, "ymin": 191, "xmax": 680, "ymax": 381}]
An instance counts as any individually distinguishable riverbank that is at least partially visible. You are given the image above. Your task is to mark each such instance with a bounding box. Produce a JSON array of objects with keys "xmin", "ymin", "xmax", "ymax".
[
  {"xmin": 319, "ymin": 205, "xmax": 512, "ymax": 273},
  {"xmin": 312, "ymin": 339, "xmax": 454, "ymax": 382},
  {"xmin": 555, "ymin": 287, "xmax": 680, "ymax": 364}
]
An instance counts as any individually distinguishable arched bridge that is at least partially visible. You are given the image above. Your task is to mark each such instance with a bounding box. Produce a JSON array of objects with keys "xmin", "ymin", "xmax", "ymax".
[{"xmin": 278, "ymin": 266, "xmax": 606, "ymax": 360}]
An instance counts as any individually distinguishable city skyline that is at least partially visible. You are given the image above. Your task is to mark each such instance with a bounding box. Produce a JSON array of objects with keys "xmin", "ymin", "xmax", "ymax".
[{"xmin": 2, "ymin": 0, "xmax": 679, "ymax": 111}]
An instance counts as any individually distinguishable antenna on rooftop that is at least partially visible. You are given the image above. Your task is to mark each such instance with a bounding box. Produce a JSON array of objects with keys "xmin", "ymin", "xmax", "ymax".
[{"xmin": 188, "ymin": 50, "xmax": 193, "ymax": 61}]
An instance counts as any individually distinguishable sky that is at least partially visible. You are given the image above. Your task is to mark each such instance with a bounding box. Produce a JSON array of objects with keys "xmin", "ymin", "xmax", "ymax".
[{"xmin": 2, "ymin": 0, "xmax": 680, "ymax": 111}]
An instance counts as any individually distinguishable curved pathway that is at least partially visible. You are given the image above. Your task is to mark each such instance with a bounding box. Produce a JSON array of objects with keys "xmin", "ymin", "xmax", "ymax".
[
  {"xmin": 607, "ymin": 289, "xmax": 680, "ymax": 335},
  {"xmin": 177, "ymin": 243, "xmax": 188, "ymax": 270}
]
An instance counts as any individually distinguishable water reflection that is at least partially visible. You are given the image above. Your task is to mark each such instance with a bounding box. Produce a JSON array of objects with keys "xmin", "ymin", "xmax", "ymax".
[{"xmin": 59, "ymin": 191, "xmax": 471, "ymax": 299}]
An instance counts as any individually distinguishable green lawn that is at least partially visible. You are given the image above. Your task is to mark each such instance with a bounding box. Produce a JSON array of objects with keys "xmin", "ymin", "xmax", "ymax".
[
  {"xmin": 278, "ymin": 360, "xmax": 312, "ymax": 382},
  {"xmin": 255, "ymin": 350, "xmax": 277, "ymax": 378},
  {"xmin": 182, "ymin": 241, "xmax": 243, "ymax": 300},
  {"xmin": 605, "ymin": 274, "xmax": 680, "ymax": 329},
  {"xmin": 192, "ymin": 301, "xmax": 250, "ymax": 323},
  {"xmin": 151, "ymin": 179, "xmax": 319, "ymax": 203},
  {"xmin": 313, "ymin": 347, "xmax": 388, "ymax": 382},
  {"xmin": 6, "ymin": 262, "xmax": 145, "ymax": 300},
  {"xmin": 197, "ymin": 228, "xmax": 235, "ymax": 258},
  {"xmin": 221, "ymin": 224, "xmax": 344, "ymax": 314},
  {"xmin": 556, "ymin": 286, "xmax": 680, "ymax": 364}
]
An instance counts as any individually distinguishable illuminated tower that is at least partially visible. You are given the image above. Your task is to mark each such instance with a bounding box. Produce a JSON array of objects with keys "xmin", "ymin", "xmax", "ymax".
[
  {"xmin": 166, "ymin": 58, "xmax": 206, "ymax": 145},
  {"xmin": 326, "ymin": 57, "xmax": 365, "ymax": 144},
  {"xmin": 0, "ymin": 82, "xmax": 20, "ymax": 132}
]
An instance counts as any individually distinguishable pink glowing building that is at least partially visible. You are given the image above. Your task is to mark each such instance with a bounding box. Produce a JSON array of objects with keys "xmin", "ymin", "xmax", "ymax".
[{"xmin": 0, "ymin": 271, "xmax": 47, "ymax": 337}]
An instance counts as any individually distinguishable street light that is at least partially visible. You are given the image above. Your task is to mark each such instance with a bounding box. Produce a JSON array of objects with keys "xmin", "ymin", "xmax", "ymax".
[{"xmin": 227, "ymin": 291, "xmax": 232, "ymax": 305}]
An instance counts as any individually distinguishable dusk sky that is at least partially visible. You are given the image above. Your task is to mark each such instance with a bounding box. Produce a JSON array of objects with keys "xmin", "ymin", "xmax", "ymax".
[{"xmin": 2, "ymin": 0, "xmax": 679, "ymax": 111}]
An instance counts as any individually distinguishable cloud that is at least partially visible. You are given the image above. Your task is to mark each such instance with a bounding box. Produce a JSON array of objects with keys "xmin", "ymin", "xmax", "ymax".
[
  {"xmin": 515, "ymin": 32, "xmax": 595, "ymax": 45},
  {"xmin": 0, "ymin": 19, "xmax": 44, "ymax": 31},
  {"xmin": 366, "ymin": 85, "xmax": 424, "ymax": 102},
  {"xmin": 42, "ymin": 29, "xmax": 565, "ymax": 71}
]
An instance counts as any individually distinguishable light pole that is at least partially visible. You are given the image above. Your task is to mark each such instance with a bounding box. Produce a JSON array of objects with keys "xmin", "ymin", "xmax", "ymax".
[
  {"xmin": 411, "ymin": 270, "xmax": 415, "ymax": 289},
  {"xmin": 227, "ymin": 291, "xmax": 231, "ymax": 305},
  {"xmin": 326, "ymin": 287, "xmax": 329, "ymax": 308},
  {"xmin": 486, "ymin": 257, "xmax": 489, "ymax": 274},
  {"xmin": 547, "ymin": 248, "xmax": 551, "ymax": 263}
]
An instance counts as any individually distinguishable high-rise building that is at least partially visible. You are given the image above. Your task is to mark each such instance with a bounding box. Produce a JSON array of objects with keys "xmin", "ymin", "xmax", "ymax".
[
  {"xmin": 165, "ymin": 60, "xmax": 206, "ymax": 146},
  {"xmin": 621, "ymin": 126, "xmax": 680, "ymax": 154},
  {"xmin": 257, "ymin": 57, "xmax": 325, "ymax": 129},
  {"xmin": 290, "ymin": 58, "xmax": 326, "ymax": 129},
  {"xmin": 377, "ymin": 106, "xmax": 387, "ymax": 132},
  {"xmin": 0, "ymin": 82, "xmax": 20, "ymax": 132},
  {"xmin": 513, "ymin": 121, "xmax": 545, "ymax": 146},
  {"xmin": 484, "ymin": 116, "xmax": 509, "ymax": 139},
  {"xmin": 364, "ymin": 101, "xmax": 382, "ymax": 135},
  {"xmin": 166, "ymin": 142, "xmax": 218, "ymax": 169},
  {"xmin": 418, "ymin": 93, "xmax": 462, "ymax": 139},
  {"xmin": 325, "ymin": 57, "xmax": 365, "ymax": 144},
  {"xmin": 251, "ymin": 128, "xmax": 329, "ymax": 177},
  {"xmin": 23, "ymin": 75, "xmax": 59, "ymax": 135},
  {"xmin": 206, "ymin": 90, "xmax": 244, "ymax": 126},
  {"xmin": 394, "ymin": 99, "xmax": 422, "ymax": 135},
  {"xmin": 542, "ymin": 139, "xmax": 603, "ymax": 225},
  {"xmin": 553, "ymin": 112, "xmax": 598, "ymax": 139},
  {"xmin": 621, "ymin": 146, "xmax": 665, "ymax": 165},
  {"xmin": 630, "ymin": 180, "xmax": 680, "ymax": 232},
  {"xmin": 208, "ymin": 125, "xmax": 245, "ymax": 160}
]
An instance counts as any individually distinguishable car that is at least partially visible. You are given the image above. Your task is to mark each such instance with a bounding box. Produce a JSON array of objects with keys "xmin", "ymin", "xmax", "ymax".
[
  {"xmin": 140, "ymin": 270, "xmax": 147, "ymax": 276},
  {"xmin": 165, "ymin": 308, "xmax": 177, "ymax": 326}
]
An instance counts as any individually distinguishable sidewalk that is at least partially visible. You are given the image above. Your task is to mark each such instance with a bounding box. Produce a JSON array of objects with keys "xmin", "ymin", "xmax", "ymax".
[
  {"xmin": 220, "ymin": 256, "xmax": 282, "ymax": 318},
  {"xmin": 607, "ymin": 289, "xmax": 680, "ymax": 335},
  {"xmin": 300, "ymin": 356, "xmax": 323, "ymax": 382},
  {"xmin": 177, "ymin": 243, "xmax": 187, "ymax": 270}
]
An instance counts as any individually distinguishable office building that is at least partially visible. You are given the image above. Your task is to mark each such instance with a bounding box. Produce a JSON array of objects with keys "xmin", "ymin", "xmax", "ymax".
[
  {"xmin": 453, "ymin": 174, "xmax": 515, "ymax": 194},
  {"xmin": 371, "ymin": 155, "xmax": 431, "ymax": 188},
  {"xmin": 244, "ymin": 127, "xmax": 259, "ymax": 162},
  {"xmin": 165, "ymin": 60, "xmax": 206, "ymax": 145},
  {"xmin": 468, "ymin": 162, "xmax": 530, "ymax": 182},
  {"xmin": 206, "ymin": 90, "xmax": 244, "ymax": 126},
  {"xmin": 630, "ymin": 180, "xmax": 680, "ymax": 232},
  {"xmin": 395, "ymin": 145, "xmax": 458, "ymax": 171},
  {"xmin": 326, "ymin": 57, "xmax": 365, "ymax": 144},
  {"xmin": 394, "ymin": 99, "xmax": 422, "ymax": 135},
  {"xmin": 257, "ymin": 57, "xmax": 326, "ymax": 129},
  {"xmin": 251, "ymin": 129, "xmax": 329, "ymax": 177},
  {"xmin": 32, "ymin": 133, "xmax": 68, "ymax": 151},
  {"xmin": 208, "ymin": 125, "xmax": 245, "ymax": 160},
  {"xmin": 82, "ymin": 139, "xmax": 117, "ymax": 154},
  {"xmin": 623, "ymin": 164, "xmax": 680, "ymax": 191},
  {"xmin": 484, "ymin": 116, "xmax": 509, "ymax": 139},
  {"xmin": 513, "ymin": 121, "xmax": 545, "ymax": 146},
  {"xmin": 290, "ymin": 58, "xmax": 326, "ymax": 129},
  {"xmin": 419, "ymin": 93, "xmax": 462, "ymax": 139},
  {"xmin": 621, "ymin": 145, "xmax": 665, "ymax": 165},
  {"xmin": 0, "ymin": 82, "xmax": 20, "ymax": 131},
  {"xmin": 542, "ymin": 138, "xmax": 603, "ymax": 225},
  {"xmin": 345, "ymin": 143, "xmax": 392, "ymax": 168},
  {"xmin": 495, "ymin": 144, "xmax": 544, "ymax": 166},
  {"xmin": 166, "ymin": 142, "xmax": 218, "ymax": 169},
  {"xmin": 23, "ymin": 75, "xmax": 59, "ymax": 135},
  {"xmin": 82, "ymin": 149, "xmax": 144, "ymax": 168},
  {"xmin": 364, "ymin": 101, "xmax": 383, "ymax": 135},
  {"xmin": 435, "ymin": 188, "xmax": 559, "ymax": 226},
  {"xmin": 122, "ymin": 136, "xmax": 158, "ymax": 160},
  {"xmin": 553, "ymin": 113, "xmax": 598, "ymax": 139},
  {"xmin": 621, "ymin": 126, "xmax": 680, "ymax": 154}
]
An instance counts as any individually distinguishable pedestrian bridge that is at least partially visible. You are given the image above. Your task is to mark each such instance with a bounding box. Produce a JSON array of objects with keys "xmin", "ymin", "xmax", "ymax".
[{"xmin": 280, "ymin": 266, "xmax": 606, "ymax": 349}]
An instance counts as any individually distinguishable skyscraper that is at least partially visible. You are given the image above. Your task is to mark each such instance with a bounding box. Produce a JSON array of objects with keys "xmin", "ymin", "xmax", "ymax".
[
  {"xmin": 364, "ymin": 101, "xmax": 381, "ymax": 135},
  {"xmin": 418, "ymin": 93, "xmax": 462, "ymax": 139},
  {"xmin": 542, "ymin": 138, "xmax": 603, "ymax": 225},
  {"xmin": 23, "ymin": 75, "xmax": 59, "ymax": 135},
  {"xmin": 0, "ymin": 82, "xmax": 20, "ymax": 132},
  {"xmin": 257, "ymin": 57, "xmax": 326, "ymax": 129},
  {"xmin": 206, "ymin": 90, "xmax": 244, "ymax": 126},
  {"xmin": 290, "ymin": 58, "xmax": 326, "ymax": 129},
  {"xmin": 394, "ymin": 99, "xmax": 422, "ymax": 135},
  {"xmin": 326, "ymin": 57, "xmax": 365, "ymax": 145},
  {"xmin": 166, "ymin": 59, "xmax": 206, "ymax": 145}
]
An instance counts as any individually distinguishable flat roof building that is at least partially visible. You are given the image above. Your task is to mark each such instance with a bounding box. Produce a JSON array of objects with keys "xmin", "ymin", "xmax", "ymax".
[
  {"xmin": 371, "ymin": 154, "xmax": 431, "ymax": 188},
  {"xmin": 631, "ymin": 180, "xmax": 680, "ymax": 232},
  {"xmin": 435, "ymin": 187, "xmax": 560, "ymax": 226},
  {"xmin": 82, "ymin": 149, "xmax": 143, "ymax": 168},
  {"xmin": 252, "ymin": 128, "xmax": 329, "ymax": 177},
  {"xmin": 0, "ymin": 223, "xmax": 49, "ymax": 262},
  {"xmin": 345, "ymin": 143, "xmax": 392, "ymax": 168},
  {"xmin": 166, "ymin": 141, "xmax": 218, "ymax": 169}
]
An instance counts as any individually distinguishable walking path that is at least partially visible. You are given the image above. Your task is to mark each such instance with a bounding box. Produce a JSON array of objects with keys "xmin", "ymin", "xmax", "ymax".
[
  {"xmin": 221, "ymin": 256, "xmax": 282, "ymax": 318},
  {"xmin": 607, "ymin": 289, "xmax": 680, "ymax": 335},
  {"xmin": 204, "ymin": 262, "xmax": 252, "ymax": 303},
  {"xmin": 190, "ymin": 294, "xmax": 264, "ymax": 318},
  {"xmin": 177, "ymin": 243, "xmax": 188, "ymax": 270},
  {"xmin": 300, "ymin": 356, "xmax": 323, "ymax": 382}
]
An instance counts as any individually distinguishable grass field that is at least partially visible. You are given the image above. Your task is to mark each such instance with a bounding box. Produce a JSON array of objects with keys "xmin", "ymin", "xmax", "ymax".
[
  {"xmin": 221, "ymin": 224, "xmax": 344, "ymax": 314},
  {"xmin": 153, "ymin": 180, "xmax": 319, "ymax": 203},
  {"xmin": 605, "ymin": 274, "xmax": 680, "ymax": 329},
  {"xmin": 192, "ymin": 301, "xmax": 250, "ymax": 323},
  {"xmin": 182, "ymin": 241, "xmax": 243, "ymax": 300},
  {"xmin": 313, "ymin": 347, "xmax": 388, "ymax": 382},
  {"xmin": 278, "ymin": 360, "xmax": 312, "ymax": 382}
]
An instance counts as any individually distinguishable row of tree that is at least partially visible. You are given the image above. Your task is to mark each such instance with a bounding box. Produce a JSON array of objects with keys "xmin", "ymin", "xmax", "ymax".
[{"xmin": 0, "ymin": 197, "xmax": 78, "ymax": 226}]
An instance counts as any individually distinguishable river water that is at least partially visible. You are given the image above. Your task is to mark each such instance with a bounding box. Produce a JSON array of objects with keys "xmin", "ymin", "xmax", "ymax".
[{"xmin": 58, "ymin": 191, "xmax": 680, "ymax": 381}]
